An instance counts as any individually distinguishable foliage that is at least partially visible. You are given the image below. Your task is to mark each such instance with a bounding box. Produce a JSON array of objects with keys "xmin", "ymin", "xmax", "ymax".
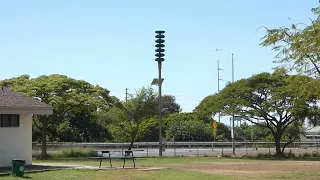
[
  {"xmin": 33, "ymin": 148, "xmax": 99, "ymax": 159},
  {"xmin": 136, "ymin": 116, "xmax": 159, "ymax": 142},
  {"xmin": 105, "ymin": 87, "xmax": 158, "ymax": 149},
  {"xmin": 56, "ymin": 111, "xmax": 112, "ymax": 142},
  {"xmin": 234, "ymin": 123, "xmax": 274, "ymax": 141},
  {"xmin": 260, "ymin": 4, "xmax": 320, "ymax": 76},
  {"xmin": 104, "ymin": 87, "xmax": 183, "ymax": 144},
  {"xmin": 0, "ymin": 74, "xmax": 117, "ymax": 157},
  {"xmin": 161, "ymin": 95, "xmax": 182, "ymax": 115},
  {"xmin": 166, "ymin": 119, "xmax": 212, "ymax": 141},
  {"xmin": 55, "ymin": 148, "xmax": 98, "ymax": 158},
  {"xmin": 215, "ymin": 121, "xmax": 231, "ymax": 141},
  {"xmin": 196, "ymin": 70, "xmax": 320, "ymax": 156},
  {"xmin": 165, "ymin": 112, "xmax": 231, "ymax": 141}
]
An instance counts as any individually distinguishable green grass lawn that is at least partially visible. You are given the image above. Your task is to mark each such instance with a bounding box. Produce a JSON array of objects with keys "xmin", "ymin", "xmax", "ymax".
[
  {"xmin": 3, "ymin": 169, "xmax": 232, "ymax": 180},
  {"xmin": 33, "ymin": 156, "xmax": 246, "ymax": 167},
  {"xmin": 2, "ymin": 157, "xmax": 320, "ymax": 180}
]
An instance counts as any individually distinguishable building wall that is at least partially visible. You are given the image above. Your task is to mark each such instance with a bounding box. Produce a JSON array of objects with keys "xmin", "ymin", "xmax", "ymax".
[{"xmin": 0, "ymin": 114, "xmax": 32, "ymax": 167}]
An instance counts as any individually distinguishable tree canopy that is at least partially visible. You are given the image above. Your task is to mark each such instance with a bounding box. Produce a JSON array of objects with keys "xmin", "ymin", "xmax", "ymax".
[
  {"xmin": 196, "ymin": 70, "xmax": 320, "ymax": 156},
  {"xmin": 0, "ymin": 74, "xmax": 118, "ymax": 157},
  {"xmin": 260, "ymin": 5, "xmax": 320, "ymax": 76},
  {"xmin": 161, "ymin": 95, "xmax": 182, "ymax": 115}
]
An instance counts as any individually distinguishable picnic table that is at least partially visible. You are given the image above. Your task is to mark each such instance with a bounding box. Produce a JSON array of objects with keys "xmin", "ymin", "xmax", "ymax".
[{"xmin": 89, "ymin": 150, "xmax": 144, "ymax": 168}]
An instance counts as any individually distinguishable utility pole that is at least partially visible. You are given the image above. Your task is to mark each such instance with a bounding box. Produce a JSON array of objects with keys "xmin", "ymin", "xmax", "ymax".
[
  {"xmin": 215, "ymin": 48, "xmax": 235, "ymax": 155},
  {"xmin": 125, "ymin": 88, "xmax": 128, "ymax": 102},
  {"xmin": 251, "ymin": 121, "xmax": 254, "ymax": 142},
  {"xmin": 217, "ymin": 60, "xmax": 223, "ymax": 122},
  {"xmin": 231, "ymin": 53, "xmax": 235, "ymax": 155}
]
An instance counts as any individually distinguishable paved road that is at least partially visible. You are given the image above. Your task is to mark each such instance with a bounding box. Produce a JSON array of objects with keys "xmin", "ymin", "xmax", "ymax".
[
  {"xmin": 90, "ymin": 147, "xmax": 319, "ymax": 157},
  {"xmin": 34, "ymin": 146, "xmax": 319, "ymax": 157}
]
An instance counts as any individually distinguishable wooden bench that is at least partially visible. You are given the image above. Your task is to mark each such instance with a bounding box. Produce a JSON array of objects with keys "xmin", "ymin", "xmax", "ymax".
[{"xmin": 89, "ymin": 150, "xmax": 138, "ymax": 168}]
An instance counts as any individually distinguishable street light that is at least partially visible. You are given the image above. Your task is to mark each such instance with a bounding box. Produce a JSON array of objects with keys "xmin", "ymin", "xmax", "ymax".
[
  {"xmin": 217, "ymin": 60, "xmax": 223, "ymax": 122},
  {"xmin": 215, "ymin": 48, "xmax": 235, "ymax": 155},
  {"xmin": 154, "ymin": 30, "xmax": 165, "ymax": 157}
]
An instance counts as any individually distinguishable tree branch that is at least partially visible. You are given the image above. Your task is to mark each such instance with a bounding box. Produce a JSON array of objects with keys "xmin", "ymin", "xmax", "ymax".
[
  {"xmin": 265, "ymin": 119, "xmax": 276, "ymax": 136},
  {"xmin": 240, "ymin": 116, "xmax": 268, "ymax": 128},
  {"xmin": 281, "ymin": 118, "xmax": 296, "ymax": 132},
  {"xmin": 281, "ymin": 114, "xmax": 294, "ymax": 127},
  {"xmin": 281, "ymin": 140, "xmax": 294, "ymax": 154},
  {"xmin": 306, "ymin": 54, "xmax": 320, "ymax": 75}
]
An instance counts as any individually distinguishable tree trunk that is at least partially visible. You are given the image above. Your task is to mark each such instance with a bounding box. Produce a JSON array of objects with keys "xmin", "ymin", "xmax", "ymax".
[
  {"xmin": 128, "ymin": 127, "xmax": 138, "ymax": 150},
  {"xmin": 128, "ymin": 131, "xmax": 136, "ymax": 150},
  {"xmin": 41, "ymin": 120, "xmax": 48, "ymax": 159},
  {"xmin": 274, "ymin": 134, "xmax": 282, "ymax": 157},
  {"xmin": 128, "ymin": 140, "xmax": 134, "ymax": 150}
]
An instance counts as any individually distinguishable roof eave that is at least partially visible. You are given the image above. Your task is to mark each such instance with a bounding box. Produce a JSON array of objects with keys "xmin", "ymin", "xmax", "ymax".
[{"xmin": 0, "ymin": 107, "xmax": 53, "ymax": 115}]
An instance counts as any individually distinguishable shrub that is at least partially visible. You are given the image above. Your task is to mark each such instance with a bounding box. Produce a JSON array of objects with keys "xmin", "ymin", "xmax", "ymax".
[
  {"xmin": 283, "ymin": 152, "xmax": 296, "ymax": 158},
  {"xmin": 303, "ymin": 152, "xmax": 312, "ymax": 157},
  {"xmin": 56, "ymin": 148, "xmax": 98, "ymax": 158},
  {"xmin": 312, "ymin": 151, "xmax": 320, "ymax": 157},
  {"xmin": 256, "ymin": 153, "xmax": 274, "ymax": 158},
  {"xmin": 33, "ymin": 148, "xmax": 99, "ymax": 159},
  {"xmin": 222, "ymin": 154, "xmax": 232, "ymax": 157},
  {"xmin": 283, "ymin": 149, "xmax": 296, "ymax": 158}
]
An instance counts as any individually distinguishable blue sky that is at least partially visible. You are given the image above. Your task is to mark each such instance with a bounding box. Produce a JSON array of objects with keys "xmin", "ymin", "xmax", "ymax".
[{"xmin": 0, "ymin": 0, "xmax": 318, "ymax": 125}]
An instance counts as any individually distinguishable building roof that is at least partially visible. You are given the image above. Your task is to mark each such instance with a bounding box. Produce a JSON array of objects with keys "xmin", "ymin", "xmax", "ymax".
[
  {"xmin": 0, "ymin": 87, "xmax": 53, "ymax": 114},
  {"xmin": 305, "ymin": 126, "xmax": 320, "ymax": 134}
]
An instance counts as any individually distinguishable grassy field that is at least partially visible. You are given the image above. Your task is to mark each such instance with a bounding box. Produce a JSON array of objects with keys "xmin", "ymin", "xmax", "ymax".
[
  {"xmin": 34, "ymin": 156, "xmax": 243, "ymax": 167},
  {"xmin": 3, "ymin": 157, "xmax": 320, "ymax": 180},
  {"xmin": 3, "ymin": 169, "xmax": 231, "ymax": 180}
]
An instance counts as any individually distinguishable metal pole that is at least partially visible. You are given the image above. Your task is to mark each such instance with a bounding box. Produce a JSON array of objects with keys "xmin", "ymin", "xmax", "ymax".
[
  {"xmin": 232, "ymin": 115, "xmax": 235, "ymax": 155},
  {"xmin": 217, "ymin": 60, "xmax": 221, "ymax": 122},
  {"xmin": 158, "ymin": 61, "xmax": 163, "ymax": 157},
  {"xmin": 231, "ymin": 53, "xmax": 235, "ymax": 155},
  {"xmin": 174, "ymin": 139, "xmax": 176, "ymax": 157},
  {"xmin": 218, "ymin": 60, "xmax": 220, "ymax": 92},
  {"xmin": 147, "ymin": 141, "xmax": 149, "ymax": 157},
  {"xmin": 317, "ymin": 139, "xmax": 319, "ymax": 156},
  {"xmin": 212, "ymin": 140, "xmax": 214, "ymax": 151},
  {"xmin": 246, "ymin": 140, "xmax": 248, "ymax": 156},
  {"xmin": 221, "ymin": 141, "xmax": 224, "ymax": 156},
  {"xmin": 197, "ymin": 141, "xmax": 199, "ymax": 157},
  {"xmin": 232, "ymin": 53, "xmax": 234, "ymax": 83},
  {"xmin": 251, "ymin": 121, "xmax": 254, "ymax": 142}
]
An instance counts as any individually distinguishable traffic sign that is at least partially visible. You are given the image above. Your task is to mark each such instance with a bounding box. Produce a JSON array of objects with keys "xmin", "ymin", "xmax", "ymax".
[
  {"xmin": 213, "ymin": 129, "xmax": 217, "ymax": 136},
  {"xmin": 212, "ymin": 121, "xmax": 217, "ymax": 128},
  {"xmin": 212, "ymin": 120, "xmax": 217, "ymax": 136}
]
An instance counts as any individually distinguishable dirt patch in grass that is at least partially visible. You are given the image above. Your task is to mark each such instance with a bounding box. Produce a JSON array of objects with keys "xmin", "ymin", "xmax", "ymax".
[{"xmin": 168, "ymin": 160, "xmax": 320, "ymax": 179}]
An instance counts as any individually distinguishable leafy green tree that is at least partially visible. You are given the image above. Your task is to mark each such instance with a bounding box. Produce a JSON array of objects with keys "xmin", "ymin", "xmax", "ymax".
[
  {"xmin": 260, "ymin": 4, "xmax": 320, "ymax": 76},
  {"xmin": 106, "ymin": 87, "xmax": 158, "ymax": 149},
  {"xmin": 136, "ymin": 116, "xmax": 159, "ymax": 142},
  {"xmin": 234, "ymin": 123, "xmax": 271, "ymax": 141},
  {"xmin": 104, "ymin": 88, "xmax": 182, "ymax": 143},
  {"xmin": 164, "ymin": 112, "xmax": 231, "ymax": 142},
  {"xmin": 161, "ymin": 95, "xmax": 182, "ymax": 116},
  {"xmin": 1, "ymin": 74, "xmax": 117, "ymax": 158},
  {"xmin": 166, "ymin": 119, "xmax": 211, "ymax": 141},
  {"xmin": 196, "ymin": 70, "xmax": 320, "ymax": 156},
  {"xmin": 215, "ymin": 122, "xmax": 232, "ymax": 141}
]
